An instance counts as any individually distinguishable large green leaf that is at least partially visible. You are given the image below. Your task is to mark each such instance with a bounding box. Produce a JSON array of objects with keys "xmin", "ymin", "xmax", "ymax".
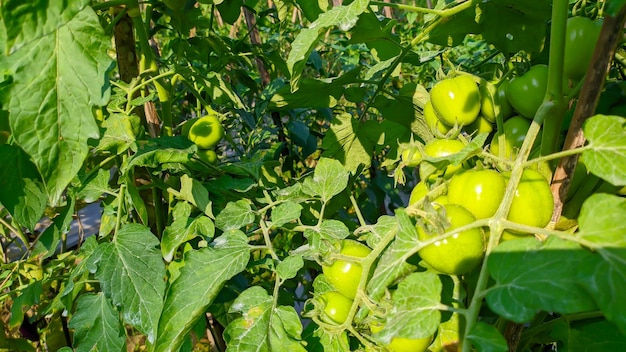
[
  {"xmin": 155, "ymin": 230, "xmax": 250, "ymax": 351},
  {"xmin": 223, "ymin": 286, "xmax": 306, "ymax": 351},
  {"xmin": 68, "ymin": 293, "xmax": 126, "ymax": 352},
  {"xmin": 486, "ymin": 237, "xmax": 597, "ymax": 323},
  {"xmin": 0, "ymin": 0, "xmax": 90, "ymax": 54},
  {"xmin": 575, "ymin": 194, "xmax": 626, "ymax": 334},
  {"xmin": 0, "ymin": 144, "xmax": 46, "ymax": 231},
  {"xmin": 581, "ymin": 115, "xmax": 626, "ymax": 186},
  {"xmin": 93, "ymin": 224, "xmax": 166, "ymax": 343},
  {"xmin": 161, "ymin": 202, "xmax": 215, "ymax": 262},
  {"xmin": 0, "ymin": 6, "xmax": 113, "ymax": 205},
  {"xmin": 477, "ymin": 0, "xmax": 551, "ymax": 55}
]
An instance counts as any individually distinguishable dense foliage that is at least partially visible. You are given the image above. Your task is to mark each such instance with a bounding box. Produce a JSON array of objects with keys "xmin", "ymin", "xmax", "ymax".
[{"xmin": 1, "ymin": 0, "xmax": 625, "ymax": 351}]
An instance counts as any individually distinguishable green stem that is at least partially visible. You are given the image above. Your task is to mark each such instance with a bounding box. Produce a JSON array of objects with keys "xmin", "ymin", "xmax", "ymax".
[
  {"xmin": 522, "ymin": 146, "xmax": 588, "ymax": 167},
  {"xmin": 114, "ymin": 184, "xmax": 126, "ymax": 241},
  {"xmin": 540, "ymin": 0, "xmax": 569, "ymax": 156},
  {"xmin": 91, "ymin": 0, "xmax": 130, "ymax": 12},
  {"xmin": 349, "ymin": 194, "xmax": 367, "ymax": 227}
]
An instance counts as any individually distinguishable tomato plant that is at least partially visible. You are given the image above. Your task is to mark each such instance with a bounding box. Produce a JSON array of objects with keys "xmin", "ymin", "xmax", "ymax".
[
  {"xmin": 489, "ymin": 116, "xmax": 531, "ymax": 159},
  {"xmin": 424, "ymin": 100, "xmax": 452, "ymax": 135},
  {"xmin": 430, "ymin": 75, "xmax": 481, "ymax": 127},
  {"xmin": 422, "ymin": 138, "xmax": 466, "ymax": 179}
]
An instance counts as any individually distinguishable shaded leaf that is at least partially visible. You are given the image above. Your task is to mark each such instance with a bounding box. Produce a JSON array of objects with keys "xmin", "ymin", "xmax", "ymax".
[
  {"xmin": 466, "ymin": 322, "xmax": 508, "ymax": 352},
  {"xmin": 486, "ymin": 237, "xmax": 597, "ymax": 323},
  {"xmin": 277, "ymin": 255, "xmax": 304, "ymax": 281},
  {"xmin": 120, "ymin": 136, "xmax": 195, "ymax": 174},
  {"xmin": 0, "ymin": 144, "xmax": 46, "ymax": 231},
  {"xmin": 271, "ymin": 201, "xmax": 303, "ymax": 227},
  {"xmin": 69, "ymin": 293, "xmax": 125, "ymax": 352}
]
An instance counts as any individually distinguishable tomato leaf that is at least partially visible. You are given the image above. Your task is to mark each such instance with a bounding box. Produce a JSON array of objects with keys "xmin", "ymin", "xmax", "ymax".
[
  {"xmin": 0, "ymin": 144, "xmax": 47, "ymax": 231},
  {"xmin": 68, "ymin": 293, "xmax": 126, "ymax": 352},
  {"xmin": 223, "ymin": 286, "xmax": 306, "ymax": 351},
  {"xmin": 477, "ymin": 0, "xmax": 550, "ymax": 55},
  {"xmin": 155, "ymin": 230, "xmax": 250, "ymax": 351},
  {"xmin": 375, "ymin": 272, "xmax": 441, "ymax": 344},
  {"xmin": 427, "ymin": 3, "xmax": 480, "ymax": 47},
  {"xmin": 0, "ymin": 0, "xmax": 90, "ymax": 54},
  {"xmin": 75, "ymin": 168, "xmax": 111, "ymax": 203},
  {"xmin": 96, "ymin": 113, "xmax": 141, "ymax": 155},
  {"xmin": 575, "ymin": 194, "xmax": 626, "ymax": 334},
  {"xmin": 569, "ymin": 319, "xmax": 626, "ymax": 350},
  {"xmin": 301, "ymin": 157, "xmax": 349, "ymax": 202},
  {"xmin": 120, "ymin": 136, "xmax": 196, "ymax": 174},
  {"xmin": 9, "ymin": 281, "xmax": 42, "ymax": 328},
  {"xmin": 271, "ymin": 201, "xmax": 303, "ymax": 227},
  {"xmin": 349, "ymin": 12, "xmax": 401, "ymax": 60},
  {"xmin": 92, "ymin": 224, "xmax": 166, "ymax": 343},
  {"xmin": 32, "ymin": 198, "xmax": 75, "ymax": 259},
  {"xmin": 161, "ymin": 202, "xmax": 215, "ymax": 262},
  {"xmin": 302, "ymin": 322, "xmax": 351, "ymax": 352},
  {"xmin": 366, "ymin": 210, "xmax": 417, "ymax": 301},
  {"xmin": 287, "ymin": 0, "xmax": 368, "ymax": 91},
  {"xmin": 486, "ymin": 237, "xmax": 597, "ymax": 323},
  {"xmin": 215, "ymin": 200, "xmax": 256, "ymax": 231},
  {"xmin": 277, "ymin": 255, "xmax": 304, "ymax": 281},
  {"xmin": 466, "ymin": 322, "xmax": 508, "ymax": 352},
  {"xmin": 581, "ymin": 114, "xmax": 626, "ymax": 186},
  {"xmin": 0, "ymin": 7, "xmax": 113, "ymax": 205},
  {"xmin": 171, "ymin": 174, "xmax": 213, "ymax": 217}
]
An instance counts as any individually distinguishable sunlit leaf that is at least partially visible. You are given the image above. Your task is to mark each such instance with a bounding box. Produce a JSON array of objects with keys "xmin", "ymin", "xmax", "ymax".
[
  {"xmin": 581, "ymin": 115, "xmax": 626, "ymax": 186},
  {"xmin": 69, "ymin": 293, "xmax": 125, "ymax": 352}
]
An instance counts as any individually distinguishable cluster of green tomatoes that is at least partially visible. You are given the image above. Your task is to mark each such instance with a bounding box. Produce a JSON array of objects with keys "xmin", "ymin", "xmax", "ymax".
[{"xmin": 181, "ymin": 111, "xmax": 224, "ymax": 165}]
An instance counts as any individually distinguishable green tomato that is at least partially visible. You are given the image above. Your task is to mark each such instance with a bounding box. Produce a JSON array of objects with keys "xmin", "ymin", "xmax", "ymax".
[
  {"xmin": 480, "ymin": 80, "xmax": 513, "ymax": 123},
  {"xmin": 322, "ymin": 240, "xmax": 372, "ymax": 299},
  {"xmin": 370, "ymin": 321, "xmax": 432, "ymax": 352},
  {"xmin": 507, "ymin": 65, "xmax": 548, "ymax": 119},
  {"xmin": 408, "ymin": 182, "xmax": 448, "ymax": 207},
  {"xmin": 417, "ymin": 204, "xmax": 485, "ymax": 275},
  {"xmin": 507, "ymin": 169, "xmax": 554, "ymax": 230},
  {"xmin": 181, "ymin": 117, "xmax": 200, "ymax": 137},
  {"xmin": 187, "ymin": 115, "xmax": 225, "ymax": 149},
  {"xmin": 430, "ymin": 75, "xmax": 481, "ymax": 127},
  {"xmin": 319, "ymin": 291, "xmax": 353, "ymax": 325},
  {"xmin": 464, "ymin": 115, "xmax": 494, "ymax": 135},
  {"xmin": 489, "ymin": 116, "xmax": 531, "ymax": 159},
  {"xmin": 197, "ymin": 149, "xmax": 218, "ymax": 164},
  {"xmin": 447, "ymin": 169, "xmax": 506, "ymax": 219},
  {"xmin": 564, "ymin": 17, "xmax": 603, "ymax": 80},
  {"xmin": 401, "ymin": 148, "xmax": 423, "ymax": 168},
  {"xmin": 422, "ymin": 139, "xmax": 466, "ymax": 179},
  {"xmin": 424, "ymin": 100, "xmax": 452, "ymax": 135}
]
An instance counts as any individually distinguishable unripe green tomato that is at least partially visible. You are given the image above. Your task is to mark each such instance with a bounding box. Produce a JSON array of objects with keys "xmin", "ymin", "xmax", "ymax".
[
  {"xmin": 319, "ymin": 291, "xmax": 353, "ymax": 325},
  {"xmin": 564, "ymin": 17, "xmax": 603, "ymax": 79},
  {"xmin": 490, "ymin": 116, "xmax": 531, "ymax": 159},
  {"xmin": 197, "ymin": 149, "xmax": 218, "ymax": 164},
  {"xmin": 464, "ymin": 115, "xmax": 494, "ymax": 135},
  {"xmin": 424, "ymin": 100, "xmax": 452, "ymax": 135},
  {"xmin": 423, "ymin": 139, "xmax": 466, "ymax": 179},
  {"xmin": 408, "ymin": 182, "xmax": 448, "ymax": 207},
  {"xmin": 480, "ymin": 80, "xmax": 513, "ymax": 123},
  {"xmin": 447, "ymin": 169, "xmax": 506, "ymax": 219},
  {"xmin": 417, "ymin": 204, "xmax": 485, "ymax": 275},
  {"xmin": 181, "ymin": 117, "xmax": 200, "ymax": 137},
  {"xmin": 322, "ymin": 240, "xmax": 372, "ymax": 299},
  {"xmin": 187, "ymin": 115, "xmax": 224, "ymax": 149},
  {"xmin": 430, "ymin": 75, "xmax": 481, "ymax": 127},
  {"xmin": 370, "ymin": 321, "xmax": 433, "ymax": 352},
  {"xmin": 507, "ymin": 65, "xmax": 548, "ymax": 119},
  {"xmin": 500, "ymin": 229, "xmax": 534, "ymax": 242},
  {"xmin": 401, "ymin": 148, "xmax": 423, "ymax": 168},
  {"xmin": 507, "ymin": 169, "xmax": 554, "ymax": 230}
]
